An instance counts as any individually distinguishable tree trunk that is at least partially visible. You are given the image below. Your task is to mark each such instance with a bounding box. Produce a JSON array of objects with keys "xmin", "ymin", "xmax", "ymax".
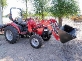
[
  {"xmin": 1, "ymin": 0, "xmax": 3, "ymax": 15},
  {"xmin": 26, "ymin": 0, "xmax": 27, "ymax": 19},
  {"xmin": 0, "ymin": 4, "xmax": 3, "ymax": 25},
  {"xmin": 41, "ymin": 6, "xmax": 44, "ymax": 20},
  {"xmin": 58, "ymin": 17, "xmax": 63, "ymax": 28},
  {"xmin": 42, "ymin": 11, "xmax": 44, "ymax": 20}
]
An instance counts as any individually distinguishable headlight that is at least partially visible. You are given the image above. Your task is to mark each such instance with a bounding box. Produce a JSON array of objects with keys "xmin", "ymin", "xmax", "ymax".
[{"xmin": 44, "ymin": 29, "xmax": 48, "ymax": 31}]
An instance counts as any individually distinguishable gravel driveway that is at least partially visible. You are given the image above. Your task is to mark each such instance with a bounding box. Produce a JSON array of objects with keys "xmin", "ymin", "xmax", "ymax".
[{"xmin": 0, "ymin": 19, "xmax": 82, "ymax": 61}]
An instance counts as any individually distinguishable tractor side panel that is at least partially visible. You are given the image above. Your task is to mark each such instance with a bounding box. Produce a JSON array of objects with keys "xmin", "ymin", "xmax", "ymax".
[
  {"xmin": 27, "ymin": 24, "xmax": 32, "ymax": 33},
  {"xmin": 27, "ymin": 19, "xmax": 36, "ymax": 33},
  {"xmin": 36, "ymin": 28, "xmax": 43, "ymax": 35},
  {"xmin": 7, "ymin": 22, "xmax": 21, "ymax": 33}
]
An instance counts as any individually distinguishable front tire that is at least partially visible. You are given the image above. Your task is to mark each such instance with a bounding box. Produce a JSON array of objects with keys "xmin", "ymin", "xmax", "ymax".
[
  {"xmin": 42, "ymin": 35, "xmax": 51, "ymax": 41},
  {"xmin": 29, "ymin": 35, "xmax": 43, "ymax": 49},
  {"xmin": 4, "ymin": 26, "xmax": 19, "ymax": 44}
]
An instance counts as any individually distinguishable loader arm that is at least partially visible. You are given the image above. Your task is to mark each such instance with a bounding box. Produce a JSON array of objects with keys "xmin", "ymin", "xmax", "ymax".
[
  {"xmin": 40, "ymin": 20, "xmax": 60, "ymax": 41},
  {"xmin": 48, "ymin": 19, "xmax": 76, "ymax": 43}
]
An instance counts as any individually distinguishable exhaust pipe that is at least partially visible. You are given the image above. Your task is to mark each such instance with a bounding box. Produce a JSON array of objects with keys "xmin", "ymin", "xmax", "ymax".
[{"xmin": 58, "ymin": 25, "xmax": 76, "ymax": 43}]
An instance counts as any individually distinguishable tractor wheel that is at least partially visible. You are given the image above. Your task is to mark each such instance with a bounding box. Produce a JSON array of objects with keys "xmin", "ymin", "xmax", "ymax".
[
  {"xmin": 29, "ymin": 34, "xmax": 43, "ymax": 49},
  {"xmin": 42, "ymin": 35, "xmax": 51, "ymax": 41},
  {"xmin": 4, "ymin": 26, "xmax": 19, "ymax": 44}
]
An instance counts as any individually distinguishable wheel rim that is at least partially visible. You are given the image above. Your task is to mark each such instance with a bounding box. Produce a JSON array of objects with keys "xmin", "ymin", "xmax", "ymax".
[
  {"xmin": 6, "ymin": 30, "xmax": 13, "ymax": 41},
  {"xmin": 31, "ymin": 38, "xmax": 39, "ymax": 47},
  {"xmin": 43, "ymin": 37, "xmax": 47, "ymax": 39},
  {"xmin": 43, "ymin": 36, "xmax": 48, "ymax": 39}
]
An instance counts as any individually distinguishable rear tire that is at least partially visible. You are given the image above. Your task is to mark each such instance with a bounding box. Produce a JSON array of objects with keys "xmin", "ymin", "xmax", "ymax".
[
  {"xmin": 29, "ymin": 34, "xmax": 43, "ymax": 49},
  {"xmin": 4, "ymin": 26, "xmax": 19, "ymax": 44}
]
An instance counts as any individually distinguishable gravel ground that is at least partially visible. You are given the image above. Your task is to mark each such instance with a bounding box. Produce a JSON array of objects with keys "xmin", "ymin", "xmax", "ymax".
[{"xmin": 0, "ymin": 19, "xmax": 82, "ymax": 61}]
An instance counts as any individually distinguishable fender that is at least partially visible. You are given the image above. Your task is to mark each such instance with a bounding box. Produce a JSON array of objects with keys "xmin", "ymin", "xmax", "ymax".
[{"xmin": 7, "ymin": 22, "xmax": 21, "ymax": 33}]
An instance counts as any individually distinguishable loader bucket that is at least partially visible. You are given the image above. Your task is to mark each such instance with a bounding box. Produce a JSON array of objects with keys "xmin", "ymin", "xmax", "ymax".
[{"xmin": 58, "ymin": 25, "xmax": 76, "ymax": 43}]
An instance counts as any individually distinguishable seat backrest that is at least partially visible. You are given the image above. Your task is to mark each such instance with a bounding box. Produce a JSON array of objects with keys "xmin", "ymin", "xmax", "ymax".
[{"xmin": 17, "ymin": 17, "xmax": 23, "ymax": 23}]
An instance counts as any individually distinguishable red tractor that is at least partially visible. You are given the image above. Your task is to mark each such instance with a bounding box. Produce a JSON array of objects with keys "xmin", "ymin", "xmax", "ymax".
[{"xmin": 0, "ymin": 7, "xmax": 77, "ymax": 49}]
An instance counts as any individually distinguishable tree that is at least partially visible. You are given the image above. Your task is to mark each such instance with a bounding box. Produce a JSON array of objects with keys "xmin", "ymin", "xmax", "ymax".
[
  {"xmin": 0, "ymin": 0, "xmax": 7, "ymax": 12},
  {"xmin": 0, "ymin": 4, "xmax": 3, "ymax": 24},
  {"xmin": 33, "ymin": 0, "xmax": 49, "ymax": 19},
  {"xmin": 22, "ymin": 0, "xmax": 28, "ymax": 19},
  {"xmin": 1, "ymin": 0, "xmax": 7, "ymax": 10},
  {"xmin": 22, "ymin": 10, "xmax": 28, "ymax": 19},
  {"xmin": 50, "ymin": 0, "xmax": 79, "ymax": 27},
  {"xmin": 0, "ymin": 0, "xmax": 7, "ymax": 24}
]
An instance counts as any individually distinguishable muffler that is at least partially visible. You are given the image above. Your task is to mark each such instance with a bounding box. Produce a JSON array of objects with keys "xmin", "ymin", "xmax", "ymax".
[{"xmin": 58, "ymin": 25, "xmax": 76, "ymax": 43}]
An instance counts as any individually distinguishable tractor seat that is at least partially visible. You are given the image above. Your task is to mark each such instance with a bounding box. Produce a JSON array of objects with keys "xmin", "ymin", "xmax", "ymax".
[
  {"xmin": 17, "ymin": 17, "xmax": 27, "ymax": 26},
  {"xmin": 19, "ymin": 22, "xmax": 26, "ymax": 26}
]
